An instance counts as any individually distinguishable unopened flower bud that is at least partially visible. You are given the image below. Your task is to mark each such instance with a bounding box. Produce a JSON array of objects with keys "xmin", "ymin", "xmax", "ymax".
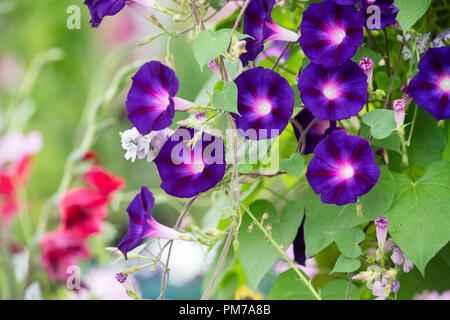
[
  {"xmin": 393, "ymin": 99, "xmax": 407, "ymax": 128},
  {"xmin": 262, "ymin": 212, "xmax": 270, "ymax": 220},
  {"xmin": 115, "ymin": 272, "xmax": 128, "ymax": 283},
  {"xmin": 247, "ymin": 223, "xmax": 254, "ymax": 233},
  {"xmin": 375, "ymin": 216, "xmax": 389, "ymax": 247},
  {"xmin": 359, "ymin": 57, "xmax": 374, "ymax": 86}
]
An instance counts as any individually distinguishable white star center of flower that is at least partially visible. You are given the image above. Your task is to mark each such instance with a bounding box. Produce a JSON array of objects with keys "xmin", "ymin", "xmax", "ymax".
[
  {"xmin": 323, "ymin": 84, "xmax": 339, "ymax": 100},
  {"xmin": 340, "ymin": 165, "xmax": 355, "ymax": 179},
  {"xmin": 191, "ymin": 162, "xmax": 205, "ymax": 174},
  {"xmin": 330, "ymin": 28, "xmax": 346, "ymax": 45},
  {"xmin": 255, "ymin": 100, "xmax": 272, "ymax": 116},
  {"xmin": 439, "ymin": 76, "xmax": 450, "ymax": 92}
]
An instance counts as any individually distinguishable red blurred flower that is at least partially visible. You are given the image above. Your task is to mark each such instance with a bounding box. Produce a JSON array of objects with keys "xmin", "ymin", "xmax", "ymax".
[
  {"xmin": 60, "ymin": 188, "xmax": 108, "ymax": 239},
  {"xmin": 82, "ymin": 165, "xmax": 125, "ymax": 200},
  {"xmin": 0, "ymin": 156, "xmax": 34, "ymax": 224},
  {"xmin": 0, "ymin": 172, "xmax": 17, "ymax": 221},
  {"xmin": 40, "ymin": 230, "xmax": 92, "ymax": 282}
]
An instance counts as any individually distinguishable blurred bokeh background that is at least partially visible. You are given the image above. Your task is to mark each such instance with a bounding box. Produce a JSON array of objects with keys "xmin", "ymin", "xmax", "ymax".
[{"xmin": 0, "ymin": 0, "xmax": 228, "ymax": 299}]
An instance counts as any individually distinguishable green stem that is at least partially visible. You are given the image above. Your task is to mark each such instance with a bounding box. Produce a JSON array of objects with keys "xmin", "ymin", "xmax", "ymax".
[
  {"xmin": 406, "ymin": 104, "xmax": 418, "ymax": 147},
  {"xmin": 242, "ymin": 205, "xmax": 322, "ymax": 300}
]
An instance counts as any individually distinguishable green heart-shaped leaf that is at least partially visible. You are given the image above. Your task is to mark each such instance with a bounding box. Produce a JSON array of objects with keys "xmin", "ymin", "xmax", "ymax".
[
  {"xmin": 280, "ymin": 153, "xmax": 304, "ymax": 178},
  {"xmin": 385, "ymin": 161, "xmax": 450, "ymax": 275},
  {"xmin": 396, "ymin": 0, "xmax": 432, "ymax": 34},
  {"xmin": 361, "ymin": 109, "xmax": 397, "ymax": 139},
  {"xmin": 333, "ymin": 228, "xmax": 365, "ymax": 258},
  {"xmin": 212, "ymin": 81, "xmax": 239, "ymax": 114},
  {"xmin": 331, "ymin": 255, "xmax": 361, "ymax": 273},
  {"xmin": 193, "ymin": 29, "xmax": 231, "ymax": 70}
]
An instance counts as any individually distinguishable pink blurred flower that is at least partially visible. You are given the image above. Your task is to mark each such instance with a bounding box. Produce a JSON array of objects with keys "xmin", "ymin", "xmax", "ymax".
[
  {"xmin": 40, "ymin": 230, "xmax": 92, "ymax": 282},
  {"xmin": 414, "ymin": 290, "xmax": 450, "ymax": 300},
  {"xmin": 0, "ymin": 131, "xmax": 42, "ymax": 166}
]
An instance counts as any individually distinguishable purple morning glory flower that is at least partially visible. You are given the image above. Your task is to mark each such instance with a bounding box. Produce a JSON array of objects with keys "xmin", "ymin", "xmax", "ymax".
[
  {"xmin": 84, "ymin": 0, "xmax": 127, "ymax": 28},
  {"xmin": 359, "ymin": 0, "xmax": 399, "ymax": 30},
  {"xmin": 408, "ymin": 47, "xmax": 450, "ymax": 121},
  {"xmin": 240, "ymin": 0, "xmax": 299, "ymax": 67},
  {"xmin": 153, "ymin": 127, "xmax": 226, "ymax": 198},
  {"xmin": 334, "ymin": 0, "xmax": 357, "ymax": 5},
  {"xmin": 126, "ymin": 61, "xmax": 192, "ymax": 135},
  {"xmin": 118, "ymin": 186, "xmax": 181, "ymax": 258},
  {"xmin": 233, "ymin": 67, "xmax": 294, "ymax": 140},
  {"xmin": 306, "ymin": 130, "xmax": 380, "ymax": 206},
  {"xmin": 298, "ymin": 60, "xmax": 368, "ymax": 121},
  {"xmin": 299, "ymin": 0, "xmax": 364, "ymax": 67},
  {"xmin": 292, "ymin": 109, "xmax": 332, "ymax": 154}
]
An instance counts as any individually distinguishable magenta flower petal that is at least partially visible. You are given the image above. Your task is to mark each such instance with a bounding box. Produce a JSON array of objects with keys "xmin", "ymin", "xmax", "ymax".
[
  {"xmin": 84, "ymin": 0, "xmax": 127, "ymax": 28},
  {"xmin": 408, "ymin": 47, "xmax": 450, "ymax": 121},
  {"xmin": 154, "ymin": 128, "xmax": 226, "ymax": 198},
  {"xmin": 359, "ymin": 0, "xmax": 399, "ymax": 30},
  {"xmin": 306, "ymin": 130, "xmax": 380, "ymax": 206},
  {"xmin": 299, "ymin": 60, "xmax": 367, "ymax": 121},
  {"xmin": 299, "ymin": 0, "xmax": 363, "ymax": 67},
  {"xmin": 233, "ymin": 67, "xmax": 294, "ymax": 140},
  {"xmin": 118, "ymin": 186, "xmax": 181, "ymax": 258},
  {"xmin": 292, "ymin": 109, "xmax": 332, "ymax": 154},
  {"xmin": 126, "ymin": 61, "xmax": 179, "ymax": 135}
]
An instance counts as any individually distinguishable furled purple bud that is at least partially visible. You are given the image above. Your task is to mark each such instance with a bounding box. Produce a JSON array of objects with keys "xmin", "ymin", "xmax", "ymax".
[
  {"xmin": 391, "ymin": 280, "xmax": 400, "ymax": 293},
  {"xmin": 375, "ymin": 216, "xmax": 389, "ymax": 247},
  {"xmin": 393, "ymin": 99, "xmax": 407, "ymax": 128},
  {"xmin": 115, "ymin": 272, "xmax": 128, "ymax": 283},
  {"xmin": 359, "ymin": 57, "xmax": 374, "ymax": 86}
]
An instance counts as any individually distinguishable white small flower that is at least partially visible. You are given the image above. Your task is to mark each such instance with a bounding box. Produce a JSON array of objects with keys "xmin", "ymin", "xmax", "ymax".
[
  {"xmin": 119, "ymin": 127, "xmax": 173, "ymax": 163},
  {"xmin": 119, "ymin": 127, "xmax": 149, "ymax": 162}
]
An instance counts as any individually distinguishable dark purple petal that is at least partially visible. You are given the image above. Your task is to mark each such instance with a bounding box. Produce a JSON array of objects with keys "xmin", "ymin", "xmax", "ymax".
[
  {"xmin": 292, "ymin": 109, "xmax": 332, "ymax": 154},
  {"xmin": 293, "ymin": 216, "xmax": 306, "ymax": 266},
  {"xmin": 154, "ymin": 128, "xmax": 226, "ymax": 198},
  {"xmin": 118, "ymin": 186, "xmax": 155, "ymax": 258},
  {"xmin": 299, "ymin": 0, "xmax": 363, "ymax": 67},
  {"xmin": 84, "ymin": 0, "xmax": 127, "ymax": 28},
  {"xmin": 240, "ymin": 0, "xmax": 298, "ymax": 66},
  {"xmin": 243, "ymin": 0, "xmax": 276, "ymax": 38},
  {"xmin": 408, "ymin": 47, "xmax": 450, "ymax": 121},
  {"xmin": 334, "ymin": 0, "xmax": 358, "ymax": 5},
  {"xmin": 233, "ymin": 67, "xmax": 294, "ymax": 140},
  {"xmin": 118, "ymin": 186, "xmax": 180, "ymax": 258},
  {"xmin": 298, "ymin": 60, "xmax": 367, "ymax": 121},
  {"xmin": 359, "ymin": 0, "xmax": 399, "ymax": 30},
  {"xmin": 240, "ymin": 38, "xmax": 265, "ymax": 67},
  {"xmin": 306, "ymin": 130, "xmax": 380, "ymax": 206},
  {"xmin": 126, "ymin": 61, "xmax": 179, "ymax": 135}
]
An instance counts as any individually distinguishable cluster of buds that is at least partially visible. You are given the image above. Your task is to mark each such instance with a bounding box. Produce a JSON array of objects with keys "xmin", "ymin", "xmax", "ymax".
[{"xmin": 352, "ymin": 216, "xmax": 414, "ymax": 300}]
